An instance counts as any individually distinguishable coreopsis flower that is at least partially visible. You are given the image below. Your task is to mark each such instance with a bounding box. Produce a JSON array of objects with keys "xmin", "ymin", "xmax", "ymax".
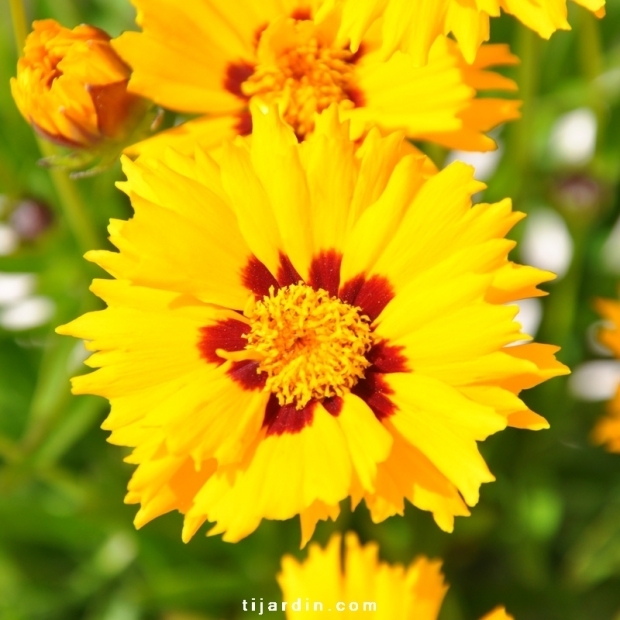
[
  {"xmin": 57, "ymin": 105, "xmax": 567, "ymax": 545},
  {"xmin": 592, "ymin": 297, "xmax": 620, "ymax": 452},
  {"xmin": 319, "ymin": 0, "xmax": 606, "ymax": 65},
  {"xmin": 111, "ymin": 0, "xmax": 520, "ymax": 158},
  {"xmin": 277, "ymin": 532, "xmax": 513, "ymax": 619},
  {"xmin": 11, "ymin": 20, "xmax": 150, "ymax": 173}
]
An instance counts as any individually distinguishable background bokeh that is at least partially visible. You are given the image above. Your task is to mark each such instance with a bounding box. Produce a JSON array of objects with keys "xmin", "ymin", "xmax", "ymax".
[{"xmin": 1, "ymin": 1, "xmax": 620, "ymax": 619}]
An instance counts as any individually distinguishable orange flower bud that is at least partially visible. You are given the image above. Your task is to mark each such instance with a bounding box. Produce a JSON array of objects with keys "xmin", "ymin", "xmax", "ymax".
[{"xmin": 11, "ymin": 20, "xmax": 146, "ymax": 151}]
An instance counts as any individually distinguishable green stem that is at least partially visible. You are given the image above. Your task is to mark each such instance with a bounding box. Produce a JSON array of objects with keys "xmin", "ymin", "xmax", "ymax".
[
  {"xmin": 20, "ymin": 286, "xmax": 100, "ymax": 457},
  {"xmin": 535, "ymin": 221, "xmax": 590, "ymax": 408},
  {"xmin": 542, "ymin": 227, "xmax": 587, "ymax": 355},
  {"xmin": 9, "ymin": 0, "xmax": 27, "ymax": 52},
  {"xmin": 577, "ymin": 8, "xmax": 606, "ymax": 159},
  {"xmin": 9, "ymin": 0, "xmax": 101, "ymax": 254},
  {"xmin": 578, "ymin": 9, "xmax": 603, "ymax": 80},
  {"xmin": 0, "ymin": 435, "xmax": 22, "ymax": 464},
  {"xmin": 44, "ymin": 161, "xmax": 101, "ymax": 253},
  {"xmin": 514, "ymin": 26, "xmax": 539, "ymax": 178},
  {"xmin": 0, "ymin": 151, "xmax": 20, "ymax": 195}
]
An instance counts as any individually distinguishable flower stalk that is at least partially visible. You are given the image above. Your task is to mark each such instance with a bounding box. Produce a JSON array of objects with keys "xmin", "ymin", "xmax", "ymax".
[{"xmin": 10, "ymin": 0, "xmax": 101, "ymax": 254}]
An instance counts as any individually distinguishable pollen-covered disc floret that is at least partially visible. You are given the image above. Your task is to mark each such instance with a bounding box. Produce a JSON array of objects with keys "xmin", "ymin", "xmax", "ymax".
[
  {"xmin": 241, "ymin": 31, "xmax": 356, "ymax": 138},
  {"xmin": 244, "ymin": 283, "xmax": 372, "ymax": 409}
]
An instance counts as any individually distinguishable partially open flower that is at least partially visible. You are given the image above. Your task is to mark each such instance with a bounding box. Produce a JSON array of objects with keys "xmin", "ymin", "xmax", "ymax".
[
  {"xmin": 11, "ymin": 20, "xmax": 149, "ymax": 173},
  {"xmin": 278, "ymin": 533, "xmax": 514, "ymax": 620}
]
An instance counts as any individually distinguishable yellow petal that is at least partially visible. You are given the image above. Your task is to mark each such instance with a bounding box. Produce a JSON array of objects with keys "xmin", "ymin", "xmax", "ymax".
[
  {"xmin": 386, "ymin": 373, "xmax": 503, "ymax": 506},
  {"xmin": 248, "ymin": 106, "xmax": 314, "ymax": 278},
  {"xmin": 299, "ymin": 500, "xmax": 341, "ymax": 548},
  {"xmin": 336, "ymin": 393, "xmax": 393, "ymax": 492},
  {"xmin": 366, "ymin": 423, "xmax": 470, "ymax": 532},
  {"xmin": 100, "ymin": 153, "xmax": 254, "ymax": 308},
  {"xmin": 124, "ymin": 114, "xmax": 243, "ymax": 158},
  {"xmin": 187, "ymin": 405, "xmax": 355, "ymax": 542},
  {"xmin": 113, "ymin": 0, "xmax": 270, "ymax": 112},
  {"xmin": 479, "ymin": 606, "xmax": 515, "ymax": 620}
]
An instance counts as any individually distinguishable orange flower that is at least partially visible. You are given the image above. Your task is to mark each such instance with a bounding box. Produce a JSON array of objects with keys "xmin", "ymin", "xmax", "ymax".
[
  {"xmin": 11, "ymin": 20, "xmax": 147, "ymax": 151},
  {"xmin": 593, "ymin": 296, "xmax": 620, "ymax": 452}
]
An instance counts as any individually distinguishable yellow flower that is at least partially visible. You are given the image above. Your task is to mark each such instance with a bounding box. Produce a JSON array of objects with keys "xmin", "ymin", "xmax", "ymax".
[
  {"xmin": 57, "ymin": 105, "xmax": 568, "ymax": 545},
  {"xmin": 277, "ymin": 532, "xmax": 514, "ymax": 619},
  {"xmin": 320, "ymin": 0, "xmax": 606, "ymax": 65},
  {"xmin": 11, "ymin": 20, "xmax": 146, "ymax": 152},
  {"xmin": 111, "ymin": 0, "xmax": 520, "ymax": 158},
  {"xmin": 592, "ymin": 297, "xmax": 620, "ymax": 452}
]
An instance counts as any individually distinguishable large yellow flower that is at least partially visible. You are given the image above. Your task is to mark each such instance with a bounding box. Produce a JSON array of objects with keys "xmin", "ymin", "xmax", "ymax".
[
  {"xmin": 58, "ymin": 105, "xmax": 568, "ymax": 545},
  {"xmin": 320, "ymin": 0, "xmax": 606, "ymax": 65},
  {"xmin": 111, "ymin": 0, "xmax": 520, "ymax": 157},
  {"xmin": 277, "ymin": 532, "xmax": 513, "ymax": 619},
  {"xmin": 592, "ymin": 297, "xmax": 620, "ymax": 452}
]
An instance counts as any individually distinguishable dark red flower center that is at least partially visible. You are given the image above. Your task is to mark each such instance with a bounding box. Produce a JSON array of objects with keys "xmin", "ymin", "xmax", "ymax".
[{"xmin": 198, "ymin": 251, "xmax": 407, "ymax": 435}]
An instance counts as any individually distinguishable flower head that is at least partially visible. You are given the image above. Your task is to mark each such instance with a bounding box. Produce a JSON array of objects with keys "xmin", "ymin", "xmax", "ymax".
[
  {"xmin": 57, "ymin": 105, "xmax": 568, "ymax": 544},
  {"xmin": 592, "ymin": 297, "xmax": 620, "ymax": 452},
  {"xmin": 111, "ymin": 0, "xmax": 520, "ymax": 157},
  {"xmin": 278, "ymin": 532, "xmax": 514, "ymax": 620},
  {"xmin": 320, "ymin": 0, "xmax": 606, "ymax": 65},
  {"xmin": 11, "ymin": 20, "xmax": 148, "ymax": 167}
]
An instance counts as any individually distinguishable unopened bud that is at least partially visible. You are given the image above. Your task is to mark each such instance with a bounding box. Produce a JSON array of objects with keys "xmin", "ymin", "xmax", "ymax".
[{"xmin": 11, "ymin": 20, "xmax": 150, "ymax": 174}]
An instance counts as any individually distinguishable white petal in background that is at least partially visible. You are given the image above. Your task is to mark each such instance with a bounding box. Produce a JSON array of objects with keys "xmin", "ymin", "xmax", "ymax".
[
  {"xmin": 520, "ymin": 207, "xmax": 573, "ymax": 280},
  {"xmin": 0, "ymin": 224, "xmax": 19, "ymax": 256},
  {"xmin": 445, "ymin": 142, "xmax": 504, "ymax": 182},
  {"xmin": 513, "ymin": 297, "xmax": 543, "ymax": 339},
  {"xmin": 570, "ymin": 360, "xmax": 620, "ymax": 401},
  {"xmin": 548, "ymin": 108, "xmax": 597, "ymax": 167},
  {"xmin": 0, "ymin": 273, "xmax": 36, "ymax": 305},
  {"xmin": 0, "ymin": 293, "xmax": 55, "ymax": 331}
]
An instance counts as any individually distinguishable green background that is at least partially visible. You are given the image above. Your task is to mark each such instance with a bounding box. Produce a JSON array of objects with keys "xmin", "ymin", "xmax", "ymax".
[{"xmin": 1, "ymin": 1, "xmax": 620, "ymax": 618}]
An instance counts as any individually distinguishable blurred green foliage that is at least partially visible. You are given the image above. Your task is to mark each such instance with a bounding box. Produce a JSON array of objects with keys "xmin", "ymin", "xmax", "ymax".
[{"xmin": 1, "ymin": 1, "xmax": 620, "ymax": 619}]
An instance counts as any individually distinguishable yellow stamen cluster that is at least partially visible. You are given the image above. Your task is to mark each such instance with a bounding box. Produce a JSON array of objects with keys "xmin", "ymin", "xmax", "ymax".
[
  {"xmin": 241, "ymin": 34, "xmax": 357, "ymax": 138},
  {"xmin": 245, "ymin": 284, "xmax": 372, "ymax": 409}
]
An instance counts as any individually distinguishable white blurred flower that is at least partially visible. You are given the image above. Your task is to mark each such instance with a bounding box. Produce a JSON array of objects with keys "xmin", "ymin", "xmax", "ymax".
[
  {"xmin": 549, "ymin": 108, "xmax": 597, "ymax": 166},
  {"xmin": 521, "ymin": 207, "xmax": 573, "ymax": 280},
  {"xmin": 0, "ymin": 296, "xmax": 54, "ymax": 330},
  {"xmin": 445, "ymin": 143, "xmax": 503, "ymax": 181},
  {"xmin": 0, "ymin": 224, "xmax": 18, "ymax": 256},
  {"xmin": 513, "ymin": 297, "xmax": 543, "ymax": 338},
  {"xmin": 569, "ymin": 360, "xmax": 620, "ymax": 401},
  {"xmin": 0, "ymin": 273, "xmax": 35, "ymax": 305}
]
